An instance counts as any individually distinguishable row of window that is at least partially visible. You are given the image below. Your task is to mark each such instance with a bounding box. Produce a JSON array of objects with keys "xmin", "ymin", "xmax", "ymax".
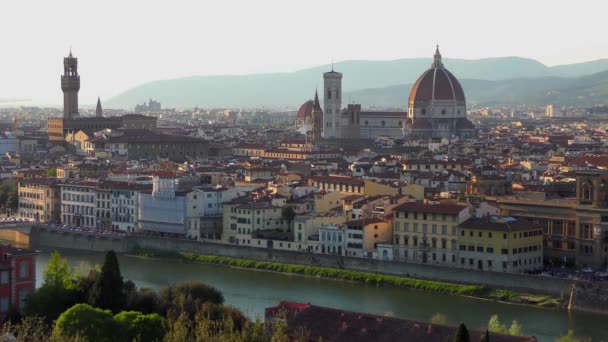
[
  {"xmin": 18, "ymin": 192, "xmax": 42, "ymax": 199},
  {"xmin": 459, "ymin": 244, "xmax": 541, "ymax": 254},
  {"xmin": 395, "ymin": 235, "xmax": 457, "ymax": 249},
  {"xmin": 62, "ymin": 193, "xmax": 95, "ymax": 203},
  {"xmin": 395, "ymin": 222, "xmax": 458, "ymax": 235},
  {"xmin": 460, "ymin": 229, "xmax": 543, "ymax": 239},
  {"xmin": 395, "ymin": 212, "xmax": 457, "ymax": 222},
  {"xmin": 18, "ymin": 203, "xmax": 43, "ymax": 210}
]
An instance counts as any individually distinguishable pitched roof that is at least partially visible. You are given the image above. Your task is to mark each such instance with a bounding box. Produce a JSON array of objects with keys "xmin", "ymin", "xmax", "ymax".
[
  {"xmin": 266, "ymin": 301, "xmax": 537, "ymax": 342},
  {"xmin": 393, "ymin": 201, "xmax": 468, "ymax": 215}
]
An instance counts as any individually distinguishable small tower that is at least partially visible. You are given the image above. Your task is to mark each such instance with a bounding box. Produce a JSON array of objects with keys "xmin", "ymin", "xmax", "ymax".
[
  {"xmin": 96, "ymin": 97, "xmax": 103, "ymax": 117},
  {"xmin": 323, "ymin": 66, "xmax": 342, "ymax": 139},
  {"xmin": 311, "ymin": 89, "xmax": 323, "ymax": 142},
  {"xmin": 61, "ymin": 50, "xmax": 80, "ymax": 119}
]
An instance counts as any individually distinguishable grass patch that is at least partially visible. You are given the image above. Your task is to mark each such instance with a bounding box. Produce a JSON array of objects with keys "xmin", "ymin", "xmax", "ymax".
[{"xmin": 132, "ymin": 249, "xmax": 561, "ymax": 308}]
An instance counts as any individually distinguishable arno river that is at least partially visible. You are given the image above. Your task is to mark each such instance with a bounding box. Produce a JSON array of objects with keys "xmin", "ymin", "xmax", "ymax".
[{"xmin": 35, "ymin": 249, "xmax": 607, "ymax": 342}]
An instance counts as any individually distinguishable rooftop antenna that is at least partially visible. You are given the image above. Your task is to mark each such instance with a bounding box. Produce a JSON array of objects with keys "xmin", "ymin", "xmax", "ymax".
[{"xmin": 331, "ymin": 57, "xmax": 334, "ymax": 72}]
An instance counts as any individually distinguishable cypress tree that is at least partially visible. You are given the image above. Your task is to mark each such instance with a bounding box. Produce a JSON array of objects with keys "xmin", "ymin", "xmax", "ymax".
[
  {"xmin": 480, "ymin": 329, "xmax": 490, "ymax": 342},
  {"xmin": 453, "ymin": 323, "xmax": 471, "ymax": 342},
  {"xmin": 89, "ymin": 250, "xmax": 125, "ymax": 313}
]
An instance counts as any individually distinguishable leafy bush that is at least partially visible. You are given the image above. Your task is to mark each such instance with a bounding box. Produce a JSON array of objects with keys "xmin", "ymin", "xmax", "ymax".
[
  {"xmin": 53, "ymin": 303, "xmax": 116, "ymax": 342},
  {"xmin": 114, "ymin": 311, "xmax": 167, "ymax": 342},
  {"xmin": 159, "ymin": 281, "xmax": 225, "ymax": 319}
]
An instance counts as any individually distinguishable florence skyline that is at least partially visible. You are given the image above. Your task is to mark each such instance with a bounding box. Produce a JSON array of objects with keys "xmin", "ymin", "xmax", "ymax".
[{"xmin": 1, "ymin": 0, "xmax": 606, "ymax": 105}]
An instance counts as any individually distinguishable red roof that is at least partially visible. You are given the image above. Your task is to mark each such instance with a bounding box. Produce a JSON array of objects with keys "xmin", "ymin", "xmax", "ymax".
[
  {"xmin": 570, "ymin": 154, "xmax": 608, "ymax": 168},
  {"xmin": 408, "ymin": 51, "xmax": 465, "ymax": 104},
  {"xmin": 411, "ymin": 118, "xmax": 432, "ymax": 130},
  {"xmin": 296, "ymin": 100, "xmax": 314, "ymax": 119}
]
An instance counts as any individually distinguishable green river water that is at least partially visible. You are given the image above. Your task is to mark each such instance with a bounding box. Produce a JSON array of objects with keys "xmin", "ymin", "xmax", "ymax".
[{"xmin": 34, "ymin": 249, "xmax": 608, "ymax": 342}]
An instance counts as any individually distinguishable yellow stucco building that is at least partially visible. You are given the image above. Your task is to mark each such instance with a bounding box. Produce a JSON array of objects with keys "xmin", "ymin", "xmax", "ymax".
[{"xmin": 458, "ymin": 216, "xmax": 543, "ymax": 272}]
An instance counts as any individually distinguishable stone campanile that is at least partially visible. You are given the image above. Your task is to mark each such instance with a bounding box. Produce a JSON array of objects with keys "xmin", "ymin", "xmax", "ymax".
[
  {"xmin": 61, "ymin": 51, "xmax": 80, "ymax": 119},
  {"xmin": 323, "ymin": 68, "xmax": 342, "ymax": 139}
]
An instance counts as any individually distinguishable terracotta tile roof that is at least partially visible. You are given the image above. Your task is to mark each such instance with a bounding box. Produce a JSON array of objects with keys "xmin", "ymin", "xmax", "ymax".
[
  {"xmin": 296, "ymin": 100, "xmax": 314, "ymax": 120},
  {"xmin": 266, "ymin": 301, "xmax": 537, "ymax": 342},
  {"xmin": 310, "ymin": 175, "xmax": 365, "ymax": 186},
  {"xmin": 393, "ymin": 201, "xmax": 468, "ymax": 215}
]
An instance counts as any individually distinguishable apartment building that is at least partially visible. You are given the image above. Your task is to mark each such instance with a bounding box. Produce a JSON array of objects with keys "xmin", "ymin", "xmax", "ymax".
[
  {"xmin": 345, "ymin": 218, "xmax": 392, "ymax": 258},
  {"xmin": 17, "ymin": 178, "xmax": 60, "ymax": 223},
  {"xmin": 392, "ymin": 201, "xmax": 470, "ymax": 265},
  {"xmin": 60, "ymin": 181, "xmax": 98, "ymax": 228},
  {"xmin": 458, "ymin": 217, "xmax": 543, "ymax": 272}
]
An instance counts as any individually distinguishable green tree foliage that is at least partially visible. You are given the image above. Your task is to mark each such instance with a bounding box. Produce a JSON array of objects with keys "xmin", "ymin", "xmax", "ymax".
[
  {"xmin": 555, "ymin": 330, "xmax": 593, "ymax": 342},
  {"xmin": 453, "ymin": 323, "xmax": 471, "ymax": 342},
  {"xmin": 53, "ymin": 303, "xmax": 116, "ymax": 342},
  {"xmin": 46, "ymin": 167, "xmax": 57, "ymax": 177},
  {"xmin": 0, "ymin": 192, "xmax": 7, "ymax": 210},
  {"xmin": 159, "ymin": 280, "xmax": 224, "ymax": 318},
  {"xmin": 24, "ymin": 285, "xmax": 81, "ymax": 322},
  {"xmin": 480, "ymin": 329, "xmax": 490, "ymax": 342},
  {"xmin": 488, "ymin": 314, "xmax": 507, "ymax": 334},
  {"xmin": 114, "ymin": 311, "xmax": 167, "ymax": 342},
  {"xmin": 270, "ymin": 318, "xmax": 289, "ymax": 342},
  {"xmin": 199, "ymin": 303, "xmax": 247, "ymax": 331},
  {"xmin": 88, "ymin": 250, "xmax": 126, "ymax": 313},
  {"xmin": 24, "ymin": 251, "xmax": 80, "ymax": 321},
  {"xmin": 281, "ymin": 206, "xmax": 296, "ymax": 230},
  {"xmin": 430, "ymin": 312, "xmax": 448, "ymax": 325},
  {"xmin": 126, "ymin": 287, "xmax": 160, "ymax": 314},
  {"xmin": 43, "ymin": 251, "xmax": 75, "ymax": 290},
  {"xmin": 508, "ymin": 320, "xmax": 522, "ymax": 336},
  {"xmin": 488, "ymin": 314, "xmax": 524, "ymax": 336},
  {"xmin": 6, "ymin": 190, "xmax": 18, "ymax": 211}
]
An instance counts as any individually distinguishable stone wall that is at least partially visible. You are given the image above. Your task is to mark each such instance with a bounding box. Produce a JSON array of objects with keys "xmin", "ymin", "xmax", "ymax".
[{"xmin": 29, "ymin": 228, "xmax": 130, "ymax": 253}]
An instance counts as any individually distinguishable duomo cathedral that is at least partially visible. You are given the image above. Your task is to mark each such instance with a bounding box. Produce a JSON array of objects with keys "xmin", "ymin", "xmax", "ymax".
[{"xmin": 295, "ymin": 47, "xmax": 476, "ymax": 140}]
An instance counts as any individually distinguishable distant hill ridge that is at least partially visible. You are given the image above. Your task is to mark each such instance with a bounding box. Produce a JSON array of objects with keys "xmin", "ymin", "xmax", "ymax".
[{"xmin": 107, "ymin": 57, "xmax": 608, "ymax": 108}]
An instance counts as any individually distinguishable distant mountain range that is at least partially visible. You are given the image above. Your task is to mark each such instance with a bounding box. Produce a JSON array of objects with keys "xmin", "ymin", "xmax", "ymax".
[
  {"xmin": 107, "ymin": 57, "xmax": 608, "ymax": 109},
  {"xmin": 347, "ymin": 70, "xmax": 608, "ymax": 107}
]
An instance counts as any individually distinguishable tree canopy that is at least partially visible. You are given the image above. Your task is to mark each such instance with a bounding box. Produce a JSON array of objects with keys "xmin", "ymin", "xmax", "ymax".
[
  {"xmin": 454, "ymin": 323, "xmax": 471, "ymax": 342},
  {"xmin": 43, "ymin": 251, "xmax": 75, "ymax": 290},
  {"xmin": 54, "ymin": 303, "xmax": 116, "ymax": 342},
  {"xmin": 88, "ymin": 250, "xmax": 126, "ymax": 313}
]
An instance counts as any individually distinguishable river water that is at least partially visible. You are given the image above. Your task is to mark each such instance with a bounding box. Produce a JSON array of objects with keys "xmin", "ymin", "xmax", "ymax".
[{"xmin": 34, "ymin": 249, "xmax": 607, "ymax": 342}]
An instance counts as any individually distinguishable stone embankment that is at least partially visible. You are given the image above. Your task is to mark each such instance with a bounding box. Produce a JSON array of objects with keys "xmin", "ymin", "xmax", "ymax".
[{"xmin": 27, "ymin": 225, "xmax": 608, "ymax": 314}]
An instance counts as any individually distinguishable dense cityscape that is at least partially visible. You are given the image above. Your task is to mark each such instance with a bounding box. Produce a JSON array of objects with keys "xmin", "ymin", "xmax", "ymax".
[{"xmin": 2, "ymin": 2, "xmax": 608, "ymax": 341}]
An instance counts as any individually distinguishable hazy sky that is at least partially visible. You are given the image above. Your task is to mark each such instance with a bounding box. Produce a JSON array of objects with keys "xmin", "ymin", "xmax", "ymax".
[{"xmin": 1, "ymin": 0, "xmax": 606, "ymax": 106}]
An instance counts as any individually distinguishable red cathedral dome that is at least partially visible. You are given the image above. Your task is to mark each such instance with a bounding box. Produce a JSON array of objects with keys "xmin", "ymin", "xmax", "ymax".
[
  {"xmin": 408, "ymin": 47, "xmax": 465, "ymax": 104},
  {"xmin": 296, "ymin": 100, "xmax": 314, "ymax": 120}
]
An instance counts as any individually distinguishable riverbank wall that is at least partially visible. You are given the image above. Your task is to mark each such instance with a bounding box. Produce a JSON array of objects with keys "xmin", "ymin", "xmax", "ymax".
[{"xmin": 28, "ymin": 226, "xmax": 608, "ymax": 314}]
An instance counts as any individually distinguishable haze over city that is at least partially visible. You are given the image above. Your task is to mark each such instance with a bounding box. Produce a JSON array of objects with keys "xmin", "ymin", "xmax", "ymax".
[{"xmin": 1, "ymin": 0, "xmax": 607, "ymax": 105}]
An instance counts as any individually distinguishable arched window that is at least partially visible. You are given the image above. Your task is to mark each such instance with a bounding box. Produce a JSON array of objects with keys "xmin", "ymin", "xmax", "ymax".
[
  {"xmin": 582, "ymin": 181, "xmax": 593, "ymax": 201},
  {"xmin": 327, "ymin": 90, "xmax": 332, "ymax": 99}
]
